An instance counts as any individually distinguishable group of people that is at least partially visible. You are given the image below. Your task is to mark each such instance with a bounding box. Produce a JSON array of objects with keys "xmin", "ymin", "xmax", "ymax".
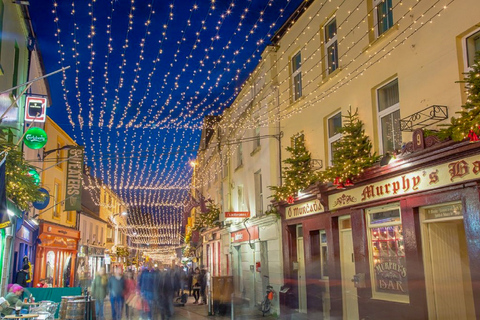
[
  {"xmin": 89, "ymin": 264, "xmax": 205, "ymax": 320},
  {"xmin": 0, "ymin": 284, "xmax": 30, "ymax": 316}
]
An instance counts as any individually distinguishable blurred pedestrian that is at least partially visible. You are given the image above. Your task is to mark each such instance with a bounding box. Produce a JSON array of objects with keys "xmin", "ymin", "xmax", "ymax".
[
  {"xmin": 187, "ymin": 267, "xmax": 193, "ymax": 296},
  {"xmin": 90, "ymin": 267, "xmax": 108, "ymax": 320},
  {"xmin": 139, "ymin": 267, "xmax": 154, "ymax": 320},
  {"xmin": 108, "ymin": 267, "xmax": 125, "ymax": 320},
  {"xmin": 192, "ymin": 267, "xmax": 200, "ymax": 304},
  {"xmin": 199, "ymin": 269, "xmax": 207, "ymax": 305},
  {"xmin": 124, "ymin": 271, "xmax": 136, "ymax": 320},
  {"xmin": 14, "ymin": 265, "xmax": 30, "ymax": 288},
  {"xmin": 160, "ymin": 268, "xmax": 175, "ymax": 320}
]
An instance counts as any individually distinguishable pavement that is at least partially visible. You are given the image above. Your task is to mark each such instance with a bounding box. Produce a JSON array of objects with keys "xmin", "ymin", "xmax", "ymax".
[{"xmin": 103, "ymin": 294, "xmax": 278, "ymax": 320}]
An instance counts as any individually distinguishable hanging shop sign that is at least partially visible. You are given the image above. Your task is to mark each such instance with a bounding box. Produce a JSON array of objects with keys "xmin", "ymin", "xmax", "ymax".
[
  {"xmin": 28, "ymin": 169, "xmax": 40, "ymax": 186},
  {"xmin": 23, "ymin": 127, "xmax": 48, "ymax": 150},
  {"xmin": 285, "ymin": 199, "xmax": 324, "ymax": 220},
  {"xmin": 65, "ymin": 147, "xmax": 84, "ymax": 211},
  {"xmin": 24, "ymin": 96, "xmax": 47, "ymax": 122},
  {"xmin": 230, "ymin": 226, "xmax": 259, "ymax": 243},
  {"xmin": 329, "ymin": 153, "xmax": 480, "ymax": 209},
  {"xmin": 225, "ymin": 211, "xmax": 250, "ymax": 218},
  {"xmin": 32, "ymin": 188, "xmax": 49, "ymax": 210}
]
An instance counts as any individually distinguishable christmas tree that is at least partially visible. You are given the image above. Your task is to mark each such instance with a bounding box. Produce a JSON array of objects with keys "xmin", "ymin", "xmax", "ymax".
[
  {"xmin": 322, "ymin": 107, "xmax": 379, "ymax": 186},
  {"xmin": 193, "ymin": 200, "xmax": 220, "ymax": 230},
  {"xmin": 269, "ymin": 134, "xmax": 318, "ymax": 202},
  {"xmin": 435, "ymin": 53, "xmax": 480, "ymax": 141}
]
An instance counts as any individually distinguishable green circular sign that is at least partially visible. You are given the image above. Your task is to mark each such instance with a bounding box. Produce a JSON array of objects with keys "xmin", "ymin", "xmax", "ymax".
[
  {"xmin": 28, "ymin": 169, "xmax": 40, "ymax": 186},
  {"xmin": 24, "ymin": 127, "xmax": 48, "ymax": 149}
]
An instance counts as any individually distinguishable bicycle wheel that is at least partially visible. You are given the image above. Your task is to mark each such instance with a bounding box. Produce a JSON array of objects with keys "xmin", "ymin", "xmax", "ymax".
[{"xmin": 261, "ymin": 299, "xmax": 271, "ymax": 316}]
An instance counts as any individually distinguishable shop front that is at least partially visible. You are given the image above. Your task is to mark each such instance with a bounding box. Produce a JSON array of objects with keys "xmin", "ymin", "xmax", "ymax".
[
  {"xmin": 11, "ymin": 220, "xmax": 37, "ymax": 288},
  {"xmin": 33, "ymin": 221, "xmax": 80, "ymax": 287},
  {"xmin": 279, "ymin": 195, "xmax": 331, "ymax": 319},
  {"xmin": 323, "ymin": 138, "xmax": 480, "ymax": 320}
]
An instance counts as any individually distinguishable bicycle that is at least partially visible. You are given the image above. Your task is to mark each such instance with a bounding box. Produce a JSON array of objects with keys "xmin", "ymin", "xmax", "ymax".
[{"xmin": 260, "ymin": 284, "xmax": 275, "ymax": 316}]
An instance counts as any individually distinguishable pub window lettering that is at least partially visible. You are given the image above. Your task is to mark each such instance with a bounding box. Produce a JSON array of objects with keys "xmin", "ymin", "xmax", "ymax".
[{"xmin": 366, "ymin": 204, "xmax": 409, "ymax": 303}]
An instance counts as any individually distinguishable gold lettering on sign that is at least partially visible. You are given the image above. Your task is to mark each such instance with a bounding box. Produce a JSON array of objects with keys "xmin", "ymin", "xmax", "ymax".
[
  {"xmin": 473, "ymin": 161, "xmax": 480, "ymax": 175},
  {"xmin": 429, "ymin": 170, "xmax": 439, "ymax": 184},
  {"xmin": 448, "ymin": 160, "xmax": 469, "ymax": 182}
]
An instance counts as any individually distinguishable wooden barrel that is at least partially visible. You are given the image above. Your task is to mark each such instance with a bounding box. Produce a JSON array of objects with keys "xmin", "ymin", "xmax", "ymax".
[
  {"xmin": 65, "ymin": 299, "xmax": 87, "ymax": 320},
  {"xmin": 59, "ymin": 296, "xmax": 83, "ymax": 320}
]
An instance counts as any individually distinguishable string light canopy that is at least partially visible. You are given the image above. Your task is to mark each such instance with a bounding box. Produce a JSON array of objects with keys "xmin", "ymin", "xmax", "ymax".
[{"xmin": 30, "ymin": 0, "xmax": 306, "ymax": 262}]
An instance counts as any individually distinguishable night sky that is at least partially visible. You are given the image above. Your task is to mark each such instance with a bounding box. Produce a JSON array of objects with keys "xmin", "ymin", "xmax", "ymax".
[{"xmin": 29, "ymin": 0, "xmax": 303, "ymax": 255}]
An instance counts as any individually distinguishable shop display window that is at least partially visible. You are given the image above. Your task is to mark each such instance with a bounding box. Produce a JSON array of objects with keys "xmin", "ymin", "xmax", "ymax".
[{"xmin": 366, "ymin": 204, "xmax": 409, "ymax": 303}]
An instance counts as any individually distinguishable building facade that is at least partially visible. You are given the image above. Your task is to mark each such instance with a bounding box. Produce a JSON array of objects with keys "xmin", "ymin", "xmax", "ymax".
[{"xmin": 269, "ymin": 0, "xmax": 480, "ymax": 319}]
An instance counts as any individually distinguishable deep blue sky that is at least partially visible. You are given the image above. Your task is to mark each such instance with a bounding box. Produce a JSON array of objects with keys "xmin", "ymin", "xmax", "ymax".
[{"xmin": 29, "ymin": 0, "xmax": 303, "ymax": 248}]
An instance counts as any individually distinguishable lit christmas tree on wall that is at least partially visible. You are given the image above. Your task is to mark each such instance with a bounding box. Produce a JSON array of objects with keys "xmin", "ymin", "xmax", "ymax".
[
  {"xmin": 321, "ymin": 107, "xmax": 379, "ymax": 187},
  {"xmin": 435, "ymin": 53, "xmax": 480, "ymax": 142},
  {"xmin": 269, "ymin": 134, "xmax": 318, "ymax": 202}
]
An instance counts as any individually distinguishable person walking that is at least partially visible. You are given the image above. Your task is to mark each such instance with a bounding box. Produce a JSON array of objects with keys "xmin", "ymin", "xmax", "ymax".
[
  {"xmin": 108, "ymin": 267, "xmax": 125, "ymax": 320},
  {"xmin": 187, "ymin": 267, "xmax": 193, "ymax": 296},
  {"xmin": 160, "ymin": 268, "xmax": 175, "ymax": 320},
  {"xmin": 124, "ymin": 271, "xmax": 136, "ymax": 320},
  {"xmin": 199, "ymin": 268, "xmax": 207, "ymax": 305},
  {"xmin": 192, "ymin": 267, "xmax": 201, "ymax": 304},
  {"xmin": 90, "ymin": 267, "xmax": 108, "ymax": 320}
]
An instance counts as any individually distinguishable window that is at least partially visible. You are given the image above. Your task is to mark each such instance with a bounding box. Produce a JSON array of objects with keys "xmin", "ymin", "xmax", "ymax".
[
  {"xmin": 464, "ymin": 29, "xmax": 480, "ymax": 70},
  {"xmin": 377, "ymin": 78, "xmax": 401, "ymax": 154},
  {"xmin": 254, "ymin": 170, "xmax": 263, "ymax": 216},
  {"xmin": 12, "ymin": 42, "xmax": 19, "ymax": 97},
  {"xmin": 327, "ymin": 112, "xmax": 342, "ymax": 164},
  {"xmin": 291, "ymin": 52, "xmax": 302, "ymax": 101},
  {"xmin": 366, "ymin": 204, "xmax": 409, "ymax": 303},
  {"xmin": 222, "ymin": 156, "xmax": 228, "ymax": 179},
  {"xmin": 253, "ymin": 118, "xmax": 261, "ymax": 150},
  {"xmin": 237, "ymin": 185, "xmax": 244, "ymax": 211},
  {"xmin": 56, "ymin": 141, "xmax": 63, "ymax": 168},
  {"xmin": 374, "ymin": 0, "xmax": 393, "ymax": 38},
  {"xmin": 236, "ymin": 143, "xmax": 243, "ymax": 168},
  {"xmin": 324, "ymin": 17, "xmax": 338, "ymax": 75},
  {"xmin": 320, "ymin": 230, "xmax": 328, "ymax": 279},
  {"xmin": 53, "ymin": 182, "xmax": 61, "ymax": 218},
  {"xmin": 291, "ymin": 132, "xmax": 305, "ymax": 149},
  {"xmin": 67, "ymin": 211, "xmax": 74, "ymax": 223}
]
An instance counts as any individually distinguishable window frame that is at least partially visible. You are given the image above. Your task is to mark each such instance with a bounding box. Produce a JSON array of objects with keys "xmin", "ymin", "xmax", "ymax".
[
  {"xmin": 373, "ymin": 0, "xmax": 394, "ymax": 38},
  {"xmin": 253, "ymin": 118, "xmax": 261, "ymax": 150},
  {"xmin": 53, "ymin": 181, "xmax": 61, "ymax": 219},
  {"xmin": 324, "ymin": 16, "xmax": 338, "ymax": 75},
  {"xmin": 320, "ymin": 230, "xmax": 328, "ymax": 280},
  {"xmin": 327, "ymin": 111, "xmax": 342, "ymax": 165},
  {"xmin": 254, "ymin": 170, "xmax": 263, "ymax": 216},
  {"xmin": 366, "ymin": 203, "xmax": 409, "ymax": 303},
  {"xmin": 291, "ymin": 51, "xmax": 302, "ymax": 102},
  {"xmin": 376, "ymin": 78, "xmax": 401, "ymax": 155},
  {"xmin": 237, "ymin": 143, "xmax": 243, "ymax": 168},
  {"xmin": 222, "ymin": 156, "xmax": 228, "ymax": 179},
  {"xmin": 462, "ymin": 28, "xmax": 480, "ymax": 71}
]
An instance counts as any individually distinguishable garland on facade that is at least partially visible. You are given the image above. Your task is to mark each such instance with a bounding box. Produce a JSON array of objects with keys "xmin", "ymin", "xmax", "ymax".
[
  {"xmin": 320, "ymin": 107, "xmax": 379, "ymax": 187},
  {"xmin": 0, "ymin": 130, "xmax": 43, "ymax": 210},
  {"xmin": 432, "ymin": 53, "xmax": 480, "ymax": 141},
  {"xmin": 269, "ymin": 134, "xmax": 318, "ymax": 202},
  {"xmin": 193, "ymin": 200, "xmax": 220, "ymax": 230},
  {"xmin": 116, "ymin": 246, "xmax": 129, "ymax": 258}
]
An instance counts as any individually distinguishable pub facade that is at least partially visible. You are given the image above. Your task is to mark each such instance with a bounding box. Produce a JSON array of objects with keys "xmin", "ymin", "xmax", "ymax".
[{"xmin": 278, "ymin": 135, "xmax": 480, "ymax": 319}]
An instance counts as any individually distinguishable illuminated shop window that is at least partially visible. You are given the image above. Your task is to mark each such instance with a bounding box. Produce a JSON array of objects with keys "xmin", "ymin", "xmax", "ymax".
[{"xmin": 366, "ymin": 204, "xmax": 409, "ymax": 303}]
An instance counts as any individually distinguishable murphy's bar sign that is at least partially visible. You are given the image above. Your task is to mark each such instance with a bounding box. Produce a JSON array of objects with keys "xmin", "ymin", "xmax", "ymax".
[
  {"xmin": 65, "ymin": 147, "xmax": 84, "ymax": 211},
  {"xmin": 329, "ymin": 154, "xmax": 480, "ymax": 209},
  {"xmin": 286, "ymin": 199, "xmax": 324, "ymax": 220}
]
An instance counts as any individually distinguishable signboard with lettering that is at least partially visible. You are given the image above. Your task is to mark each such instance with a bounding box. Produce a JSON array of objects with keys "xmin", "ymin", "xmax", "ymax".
[
  {"xmin": 329, "ymin": 154, "xmax": 480, "ymax": 209},
  {"xmin": 424, "ymin": 203, "xmax": 462, "ymax": 221},
  {"xmin": 231, "ymin": 226, "xmax": 259, "ymax": 243},
  {"xmin": 225, "ymin": 211, "xmax": 250, "ymax": 218},
  {"xmin": 285, "ymin": 199, "xmax": 324, "ymax": 220},
  {"xmin": 25, "ymin": 96, "xmax": 47, "ymax": 122},
  {"xmin": 65, "ymin": 148, "xmax": 84, "ymax": 211}
]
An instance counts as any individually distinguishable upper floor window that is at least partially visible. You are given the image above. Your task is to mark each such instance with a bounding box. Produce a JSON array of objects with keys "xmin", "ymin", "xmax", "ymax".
[
  {"xmin": 324, "ymin": 17, "xmax": 338, "ymax": 75},
  {"xmin": 327, "ymin": 112, "xmax": 342, "ymax": 164},
  {"xmin": 254, "ymin": 170, "xmax": 263, "ymax": 216},
  {"xmin": 291, "ymin": 52, "xmax": 302, "ymax": 101},
  {"xmin": 377, "ymin": 78, "xmax": 401, "ymax": 154},
  {"xmin": 374, "ymin": 0, "xmax": 393, "ymax": 38},
  {"xmin": 236, "ymin": 143, "xmax": 243, "ymax": 168},
  {"xmin": 222, "ymin": 156, "xmax": 228, "ymax": 179},
  {"xmin": 254, "ymin": 118, "xmax": 261, "ymax": 150},
  {"xmin": 464, "ymin": 29, "xmax": 480, "ymax": 70},
  {"xmin": 56, "ymin": 141, "xmax": 63, "ymax": 169},
  {"xmin": 291, "ymin": 132, "xmax": 305, "ymax": 149},
  {"xmin": 53, "ymin": 182, "xmax": 61, "ymax": 219}
]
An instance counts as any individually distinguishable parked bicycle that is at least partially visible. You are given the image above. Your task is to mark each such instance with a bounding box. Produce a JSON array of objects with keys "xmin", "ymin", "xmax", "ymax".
[{"xmin": 260, "ymin": 284, "xmax": 275, "ymax": 316}]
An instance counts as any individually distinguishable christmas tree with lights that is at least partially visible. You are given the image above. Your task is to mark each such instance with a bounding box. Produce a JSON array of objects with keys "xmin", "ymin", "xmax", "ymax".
[
  {"xmin": 193, "ymin": 200, "xmax": 220, "ymax": 230},
  {"xmin": 435, "ymin": 53, "xmax": 480, "ymax": 142},
  {"xmin": 321, "ymin": 107, "xmax": 379, "ymax": 187},
  {"xmin": 269, "ymin": 134, "xmax": 318, "ymax": 202}
]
